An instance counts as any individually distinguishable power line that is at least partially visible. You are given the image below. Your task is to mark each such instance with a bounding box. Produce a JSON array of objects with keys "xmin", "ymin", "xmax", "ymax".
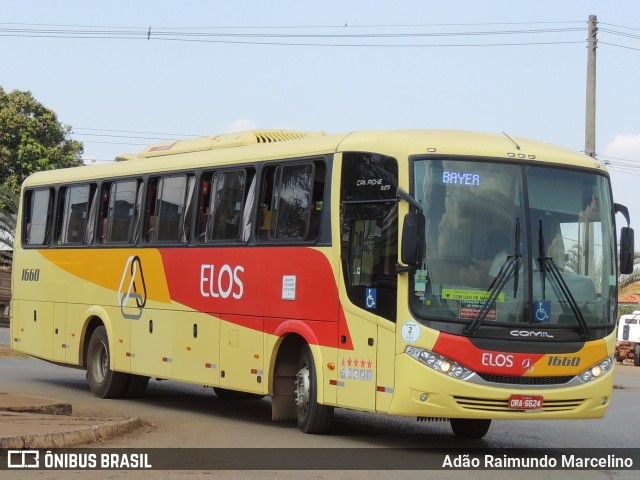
[
  {"xmin": 0, "ymin": 20, "xmax": 587, "ymax": 30},
  {"xmin": 0, "ymin": 22, "xmax": 588, "ymax": 48},
  {"xmin": 600, "ymin": 41, "xmax": 640, "ymax": 52},
  {"xmin": 73, "ymin": 127, "xmax": 203, "ymax": 137},
  {"xmin": 600, "ymin": 22, "xmax": 640, "ymax": 33}
]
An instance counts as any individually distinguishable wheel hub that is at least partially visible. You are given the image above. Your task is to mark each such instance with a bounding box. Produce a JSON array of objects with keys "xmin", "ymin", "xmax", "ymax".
[{"xmin": 295, "ymin": 365, "xmax": 310, "ymax": 413}]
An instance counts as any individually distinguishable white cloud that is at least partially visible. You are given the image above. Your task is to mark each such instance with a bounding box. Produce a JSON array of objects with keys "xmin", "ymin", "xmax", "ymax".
[
  {"xmin": 228, "ymin": 119, "xmax": 258, "ymax": 133},
  {"xmin": 603, "ymin": 134, "xmax": 640, "ymax": 160}
]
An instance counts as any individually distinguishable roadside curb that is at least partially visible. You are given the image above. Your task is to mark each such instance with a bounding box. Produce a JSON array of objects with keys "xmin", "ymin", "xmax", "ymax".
[
  {"xmin": 0, "ymin": 414, "xmax": 143, "ymax": 449},
  {"xmin": 0, "ymin": 393, "xmax": 72, "ymax": 416},
  {"xmin": 0, "ymin": 402, "xmax": 72, "ymax": 417}
]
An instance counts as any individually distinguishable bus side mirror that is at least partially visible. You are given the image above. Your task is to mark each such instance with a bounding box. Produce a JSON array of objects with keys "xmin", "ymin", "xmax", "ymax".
[
  {"xmin": 398, "ymin": 212, "xmax": 425, "ymax": 273},
  {"xmin": 620, "ymin": 226, "xmax": 635, "ymax": 275}
]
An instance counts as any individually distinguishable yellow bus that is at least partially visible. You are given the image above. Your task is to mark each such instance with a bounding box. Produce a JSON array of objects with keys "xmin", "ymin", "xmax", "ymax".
[{"xmin": 11, "ymin": 129, "xmax": 634, "ymax": 439}]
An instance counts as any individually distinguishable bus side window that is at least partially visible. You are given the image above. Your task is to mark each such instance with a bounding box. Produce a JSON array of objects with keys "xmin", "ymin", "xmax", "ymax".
[
  {"xmin": 109, "ymin": 180, "xmax": 140, "ymax": 244},
  {"xmin": 181, "ymin": 176, "xmax": 196, "ymax": 243},
  {"xmin": 85, "ymin": 187, "xmax": 100, "ymax": 245},
  {"xmin": 55, "ymin": 184, "xmax": 94, "ymax": 246},
  {"xmin": 145, "ymin": 178, "xmax": 158, "ymax": 243},
  {"xmin": 197, "ymin": 174, "xmax": 213, "ymax": 242},
  {"xmin": 22, "ymin": 189, "xmax": 53, "ymax": 246},
  {"xmin": 258, "ymin": 167, "xmax": 276, "ymax": 240},
  {"xmin": 96, "ymin": 180, "xmax": 140, "ymax": 245},
  {"xmin": 308, "ymin": 161, "xmax": 326, "ymax": 241},
  {"xmin": 147, "ymin": 174, "xmax": 193, "ymax": 244},
  {"xmin": 98, "ymin": 183, "xmax": 112, "ymax": 244},
  {"xmin": 207, "ymin": 169, "xmax": 250, "ymax": 242},
  {"xmin": 259, "ymin": 161, "xmax": 321, "ymax": 242}
]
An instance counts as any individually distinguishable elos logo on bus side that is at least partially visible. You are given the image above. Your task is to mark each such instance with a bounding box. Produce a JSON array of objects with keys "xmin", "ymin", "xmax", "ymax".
[
  {"xmin": 199, "ymin": 264, "xmax": 244, "ymax": 300},
  {"xmin": 117, "ymin": 256, "xmax": 147, "ymax": 320}
]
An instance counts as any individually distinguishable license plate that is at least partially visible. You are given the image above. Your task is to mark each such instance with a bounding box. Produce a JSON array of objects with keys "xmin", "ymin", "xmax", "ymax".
[{"xmin": 508, "ymin": 394, "xmax": 544, "ymax": 409}]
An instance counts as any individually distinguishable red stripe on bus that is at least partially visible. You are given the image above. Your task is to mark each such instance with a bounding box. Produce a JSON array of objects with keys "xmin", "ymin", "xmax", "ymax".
[
  {"xmin": 159, "ymin": 247, "xmax": 354, "ymax": 350},
  {"xmin": 432, "ymin": 333, "xmax": 544, "ymax": 377}
]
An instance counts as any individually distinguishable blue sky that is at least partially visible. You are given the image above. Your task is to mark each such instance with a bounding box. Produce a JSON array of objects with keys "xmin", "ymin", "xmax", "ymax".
[{"xmin": 2, "ymin": 0, "xmax": 640, "ymax": 228}]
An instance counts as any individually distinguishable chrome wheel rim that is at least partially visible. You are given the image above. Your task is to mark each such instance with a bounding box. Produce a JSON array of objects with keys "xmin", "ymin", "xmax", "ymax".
[
  {"xmin": 91, "ymin": 341, "xmax": 108, "ymax": 384},
  {"xmin": 295, "ymin": 364, "xmax": 310, "ymax": 416}
]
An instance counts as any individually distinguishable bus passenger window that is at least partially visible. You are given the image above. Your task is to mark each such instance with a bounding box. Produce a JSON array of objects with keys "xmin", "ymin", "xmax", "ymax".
[
  {"xmin": 84, "ymin": 188, "xmax": 99, "ymax": 244},
  {"xmin": 197, "ymin": 175, "xmax": 213, "ymax": 242},
  {"xmin": 55, "ymin": 184, "xmax": 95, "ymax": 245},
  {"xmin": 98, "ymin": 180, "xmax": 140, "ymax": 244},
  {"xmin": 22, "ymin": 189, "xmax": 53, "ymax": 246},
  {"xmin": 181, "ymin": 176, "xmax": 196, "ymax": 243},
  {"xmin": 146, "ymin": 174, "xmax": 193, "ymax": 244},
  {"xmin": 259, "ymin": 161, "xmax": 322, "ymax": 242},
  {"xmin": 207, "ymin": 170, "xmax": 248, "ymax": 241},
  {"xmin": 308, "ymin": 162, "xmax": 326, "ymax": 241}
]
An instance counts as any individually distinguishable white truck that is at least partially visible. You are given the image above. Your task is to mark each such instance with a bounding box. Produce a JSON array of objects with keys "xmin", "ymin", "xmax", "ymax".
[{"xmin": 616, "ymin": 311, "xmax": 640, "ymax": 366}]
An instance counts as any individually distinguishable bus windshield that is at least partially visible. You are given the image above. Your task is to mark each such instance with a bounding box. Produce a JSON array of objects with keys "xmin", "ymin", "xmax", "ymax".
[{"xmin": 410, "ymin": 158, "xmax": 616, "ymax": 338}]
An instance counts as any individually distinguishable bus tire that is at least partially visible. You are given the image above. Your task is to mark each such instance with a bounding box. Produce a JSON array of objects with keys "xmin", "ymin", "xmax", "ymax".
[
  {"xmin": 450, "ymin": 418, "xmax": 491, "ymax": 439},
  {"xmin": 634, "ymin": 346, "xmax": 640, "ymax": 367},
  {"xmin": 295, "ymin": 344, "xmax": 333, "ymax": 434},
  {"xmin": 122, "ymin": 374, "xmax": 150, "ymax": 398},
  {"xmin": 86, "ymin": 326, "xmax": 127, "ymax": 399}
]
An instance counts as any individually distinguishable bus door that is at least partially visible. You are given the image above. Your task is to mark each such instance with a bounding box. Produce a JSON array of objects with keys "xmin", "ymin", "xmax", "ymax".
[{"xmin": 338, "ymin": 152, "xmax": 399, "ymax": 412}]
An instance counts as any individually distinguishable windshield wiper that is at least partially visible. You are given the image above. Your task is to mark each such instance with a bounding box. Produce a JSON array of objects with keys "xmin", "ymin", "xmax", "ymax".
[
  {"xmin": 537, "ymin": 221, "xmax": 591, "ymax": 339},
  {"xmin": 465, "ymin": 219, "xmax": 521, "ymax": 336}
]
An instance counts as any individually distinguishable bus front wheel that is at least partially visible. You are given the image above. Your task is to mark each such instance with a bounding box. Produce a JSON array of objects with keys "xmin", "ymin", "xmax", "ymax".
[
  {"xmin": 86, "ymin": 326, "xmax": 127, "ymax": 398},
  {"xmin": 450, "ymin": 418, "xmax": 491, "ymax": 439},
  {"xmin": 295, "ymin": 345, "xmax": 333, "ymax": 434}
]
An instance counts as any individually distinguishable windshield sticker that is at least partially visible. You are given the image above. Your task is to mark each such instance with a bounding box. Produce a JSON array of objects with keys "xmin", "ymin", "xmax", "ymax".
[
  {"xmin": 533, "ymin": 300, "xmax": 551, "ymax": 323},
  {"xmin": 365, "ymin": 288, "xmax": 377, "ymax": 309},
  {"xmin": 442, "ymin": 289, "xmax": 505, "ymax": 302},
  {"xmin": 401, "ymin": 320, "xmax": 421, "ymax": 343},
  {"xmin": 459, "ymin": 300, "xmax": 496, "ymax": 320},
  {"xmin": 414, "ymin": 269, "xmax": 429, "ymax": 296}
]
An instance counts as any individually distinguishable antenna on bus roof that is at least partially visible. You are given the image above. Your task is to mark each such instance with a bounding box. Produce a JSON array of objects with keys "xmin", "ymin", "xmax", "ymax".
[{"xmin": 502, "ymin": 132, "xmax": 521, "ymax": 151}]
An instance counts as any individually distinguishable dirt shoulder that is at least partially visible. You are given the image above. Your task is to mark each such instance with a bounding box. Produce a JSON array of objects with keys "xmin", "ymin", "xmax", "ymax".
[{"xmin": 0, "ymin": 345, "xmax": 29, "ymax": 359}]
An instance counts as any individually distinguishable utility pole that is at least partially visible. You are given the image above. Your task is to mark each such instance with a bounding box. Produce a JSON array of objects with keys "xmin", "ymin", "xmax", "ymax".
[{"xmin": 585, "ymin": 15, "xmax": 597, "ymax": 158}]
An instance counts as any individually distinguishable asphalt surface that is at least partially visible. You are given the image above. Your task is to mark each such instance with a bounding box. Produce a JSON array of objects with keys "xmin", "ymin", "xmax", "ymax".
[
  {"xmin": 0, "ymin": 325, "xmax": 141, "ymax": 448},
  {"xmin": 2, "ymin": 322, "xmax": 640, "ymax": 450}
]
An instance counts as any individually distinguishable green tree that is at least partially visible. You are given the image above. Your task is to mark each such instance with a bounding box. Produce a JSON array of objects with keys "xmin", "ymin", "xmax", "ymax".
[
  {"xmin": 0, "ymin": 87, "xmax": 84, "ymax": 195},
  {"xmin": 0, "ymin": 184, "xmax": 18, "ymax": 253}
]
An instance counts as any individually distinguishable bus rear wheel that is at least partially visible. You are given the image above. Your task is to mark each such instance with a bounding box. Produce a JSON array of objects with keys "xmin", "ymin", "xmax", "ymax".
[
  {"xmin": 86, "ymin": 326, "xmax": 127, "ymax": 398},
  {"xmin": 295, "ymin": 345, "xmax": 333, "ymax": 434},
  {"xmin": 450, "ymin": 418, "xmax": 491, "ymax": 439}
]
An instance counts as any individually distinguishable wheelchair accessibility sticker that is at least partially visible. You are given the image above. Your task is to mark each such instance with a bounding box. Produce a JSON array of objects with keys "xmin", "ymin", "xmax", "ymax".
[
  {"xmin": 117, "ymin": 255, "xmax": 147, "ymax": 320},
  {"xmin": 533, "ymin": 300, "xmax": 551, "ymax": 323},
  {"xmin": 365, "ymin": 288, "xmax": 377, "ymax": 309}
]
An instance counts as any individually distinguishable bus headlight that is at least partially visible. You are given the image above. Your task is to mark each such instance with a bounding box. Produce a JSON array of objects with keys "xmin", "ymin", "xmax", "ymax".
[
  {"xmin": 405, "ymin": 346, "xmax": 473, "ymax": 380},
  {"xmin": 578, "ymin": 356, "xmax": 613, "ymax": 383}
]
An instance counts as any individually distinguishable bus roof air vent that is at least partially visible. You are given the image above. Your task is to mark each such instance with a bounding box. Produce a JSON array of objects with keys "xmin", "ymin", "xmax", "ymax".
[{"xmin": 137, "ymin": 130, "xmax": 324, "ymax": 158}]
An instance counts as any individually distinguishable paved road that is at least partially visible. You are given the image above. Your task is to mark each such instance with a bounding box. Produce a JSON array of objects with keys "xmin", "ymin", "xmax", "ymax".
[{"xmin": 2, "ymin": 325, "xmax": 640, "ymax": 479}]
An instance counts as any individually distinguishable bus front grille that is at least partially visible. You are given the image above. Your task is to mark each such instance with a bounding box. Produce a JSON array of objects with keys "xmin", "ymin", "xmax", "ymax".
[
  {"xmin": 477, "ymin": 373, "xmax": 574, "ymax": 386},
  {"xmin": 454, "ymin": 396, "xmax": 585, "ymax": 412}
]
